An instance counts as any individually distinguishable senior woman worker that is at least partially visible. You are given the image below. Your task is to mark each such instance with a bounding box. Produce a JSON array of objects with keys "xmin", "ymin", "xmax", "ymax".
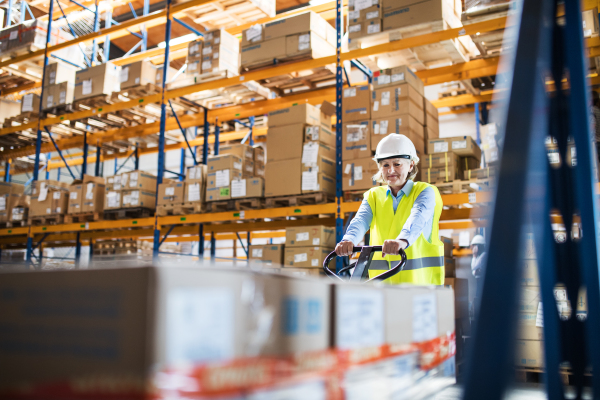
[{"xmin": 335, "ymin": 133, "xmax": 445, "ymax": 285}]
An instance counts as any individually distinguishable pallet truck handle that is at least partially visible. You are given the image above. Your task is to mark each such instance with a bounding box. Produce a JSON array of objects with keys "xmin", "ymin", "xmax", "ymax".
[{"xmin": 322, "ymin": 246, "xmax": 407, "ymax": 282}]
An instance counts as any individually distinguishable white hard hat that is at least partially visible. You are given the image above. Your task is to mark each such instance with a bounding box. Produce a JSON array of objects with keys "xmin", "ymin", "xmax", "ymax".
[
  {"xmin": 373, "ymin": 133, "xmax": 419, "ymax": 164},
  {"xmin": 471, "ymin": 235, "xmax": 485, "ymax": 246}
]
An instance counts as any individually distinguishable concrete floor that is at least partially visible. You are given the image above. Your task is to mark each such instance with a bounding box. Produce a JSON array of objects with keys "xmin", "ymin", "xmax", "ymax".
[{"xmin": 431, "ymin": 384, "xmax": 592, "ymax": 399}]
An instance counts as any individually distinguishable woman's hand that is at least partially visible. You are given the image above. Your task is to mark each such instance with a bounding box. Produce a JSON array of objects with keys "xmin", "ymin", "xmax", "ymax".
[
  {"xmin": 335, "ymin": 240, "xmax": 354, "ymax": 256},
  {"xmin": 382, "ymin": 239, "xmax": 408, "ymax": 257}
]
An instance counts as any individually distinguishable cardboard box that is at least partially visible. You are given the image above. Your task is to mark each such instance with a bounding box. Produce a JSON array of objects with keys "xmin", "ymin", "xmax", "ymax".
[
  {"xmin": 285, "ymin": 31, "xmax": 335, "ymax": 59},
  {"xmin": 517, "ymin": 313, "xmax": 543, "ymax": 340},
  {"xmin": 186, "ymin": 58, "xmax": 202, "ymax": 76},
  {"xmin": 371, "ymin": 115, "xmax": 424, "ymax": 149},
  {"xmin": 266, "ymin": 124, "xmax": 304, "ymax": 162},
  {"xmin": 158, "ymin": 181, "xmax": 186, "ymax": 205},
  {"xmin": 121, "ymin": 190, "xmax": 156, "ymax": 209},
  {"xmin": 343, "ymin": 120, "xmax": 371, "ymax": 160},
  {"xmin": 249, "ymin": 244, "xmax": 284, "ymax": 265},
  {"xmin": 425, "ymin": 127, "xmax": 439, "ymax": 143},
  {"xmin": 301, "ymin": 172, "xmax": 335, "ymax": 194},
  {"xmin": 0, "ymin": 266, "xmax": 331, "ymax": 392},
  {"xmin": 519, "ymin": 286, "xmax": 541, "ymax": 314},
  {"xmin": 105, "ymin": 190, "xmax": 121, "ymax": 209},
  {"xmin": 362, "ymin": 18, "xmax": 382, "ymax": 36},
  {"xmin": 428, "ymin": 136, "xmax": 482, "ymax": 160},
  {"xmin": 371, "ymin": 84, "xmax": 424, "ymax": 122},
  {"xmin": 207, "ymin": 154, "xmax": 243, "ymax": 172},
  {"xmin": 200, "ymin": 39, "xmax": 239, "ymax": 75},
  {"xmin": 254, "ymin": 163, "xmax": 265, "ymax": 177},
  {"xmin": 119, "ymin": 60, "xmax": 157, "ymax": 90},
  {"xmin": 348, "ymin": 5, "xmax": 381, "ymax": 21},
  {"xmin": 423, "ymin": 167, "xmax": 456, "ymax": 183},
  {"xmin": 263, "ymin": 11, "xmax": 328, "ymax": 41},
  {"xmin": 68, "ymin": 175, "xmax": 105, "ymax": 214},
  {"xmin": 187, "ymin": 39, "xmax": 203, "ymax": 58},
  {"xmin": 186, "ymin": 164, "xmax": 207, "ymax": 182},
  {"xmin": 43, "ymin": 82, "xmax": 74, "ymax": 110},
  {"xmin": 424, "ymin": 97, "xmax": 439, "ymax": 120},
  {"xmin": 265, "ymin": 159, "xmax": 302, "ymax": 197},
  {"xmin": 464, "ymin": 167, "xmax": 496, "ymax": 180},
  {"xmin": 220, "ymin": 144, "xmax": 254, "ymax": 165},
  {"xmin": 286, "ymin": 225, "xmax": 335, "ymax": 248},
  {"xmin": 43, "ymin": 62, "xmax": 76, "ymax": 87},
  {"xmin": 184, "ymin": 181, "xmax": 204, "ymax": 203},
  {"xmin": 21, "ymin": 93, "xmax": 40, "ymax": 113},
  {"xmin": 268, "ymin": 103, "xmax": 323, "ymax": 128},
  {"xmin": 120, "ymin": 170, "xmax": 157, "ymax": 192},
  {"xmin": 342, "ymin": 85, "xmax": 371, "ymax": 122},
  {"xmin": 284, "ymin": 246, "xmax": 333, "ymax": 268},
  {"xmin": 373, "ymin": 65, "xmax": 424, "ymax": 95},
  {"xmin": 383, "ymin": 0, "xmax": 455, "ymax": 28},
  {"xmin": 342, "ymin": 157, "xmax": 379, "ymax": 191},
  {"xmin": 231, "ymin": 177, "xmax": 264, "ymax": 198},
  {"xmin": 422, "ymin": 152, "xmax": 460, "ymax": 170},
  {"xmin": 253, "ymin": 146, "xmax": 265, "ymax": 164},
  {"xmin": 302, "ymin": 152, "xmax": 336, "ymax": 177},
  {"xmin": 0, "ymin": 183, "xmax": 25, "ymax": 223},
  {"xmin": 207, "ymin": 169, "xmax": 242, "ymax": 189},
  {"xmin": 583, "ymin": 8, "xmax": 599, "ymax": 37},
  {"xmin": 155, "ymin": 65, "xmax": 178, "ymax": 86},
  {"xmin": 242, "ymin": 160, "xmax": 255, "ymax": 177},
  {"xmin": 515, "ymin": 340, "xmax": 544, "ymax": 368},
  {"xmin": 206, "ymin": 186, "xmax": 231, "ymax": 201},
  {"xmin": 241, "ymin": 24, "xmax": 263, "ymax": 46},
  {"xmin": 241, "ymin": 37, "xmax": 287, "ymax": 67},
  {"xmin": 30, "ymin": 181, "xmax": 69, "ymax": 216},
  {"xmin": 74, "ymin": 62, "xmax": 120, "ymax": 101},
  {"xmin": 444, "ymin": 277, "xmax": 469, "ymax": 318},
  {"xmin": 441, "ymin": 236, "xmax": 453, "ymax": 257},
  {"xmin": 305, "ymin": 125, "xmax": 335, "ymax": 146},
  {"xmin": 348, "ymin": 21, "xmax": 363, "ymax": 39},
  {"xmin": 425, "ymin": 113, "xmax": 439, "ymax": 132},
  {"xmin": 445, "ymin": 257, "xmax": 455, "ymax": 277}
]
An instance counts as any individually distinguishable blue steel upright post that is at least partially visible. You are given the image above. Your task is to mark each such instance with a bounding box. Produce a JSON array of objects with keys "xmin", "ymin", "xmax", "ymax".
[
  {"xmin": 91, "ymin": 0, "xmax": 100, "ymax": 64},
  {"xmin": 334, "ymin": 0, "xmax": 343, "ymax": 273},
  {"xmin": 26, "ymin": 0, "xmax": 54, "ymax": 265},
  {"xmin": 152, "ymin": 0, "xmax": 173, "ymax": 261}
]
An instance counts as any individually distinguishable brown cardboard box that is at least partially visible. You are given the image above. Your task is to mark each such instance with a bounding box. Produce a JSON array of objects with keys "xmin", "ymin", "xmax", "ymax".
[
  {"xmin": 0, "ymin": 183, "xmax": 24, "ymax": 223},
  {"xmin": 253, "ymin": 146, "xmax": 265, "ymax": 165},
  {"xmin": 43, "ymin": 82, "xmax": 74, "ymax": 110},
  {"xmin": 285, "ymin": 32, "xmax": 335, "ymax": 59},
  {"xmin": 119, "ymin": 60, "xmax": 156, "ymax": 89},
  {"xmin": 21, "ymin": 93, "xmax": 40, "ymax": 113},
  {"xmin": 207, "ymin": 170, "xmax": 242, "ymax": 189},
  {"xmin": 187, "ymin": 39, "xmax": 203, "ymax": 58},
  {"xmin": 30, "ymin": 181, "xmax": 69, "ymax": 216},
  {"xmin": 284, "ymin": 246, "xmax": 333, "ymax": 268},
  {"xmin": 242, "ymin": 160, "xmax": 255, "ymax": 178},
  {"xmin": 373, "ymin": 65, "xmax": 424, "ymax": 95},
  {"xmin": 515, "ymin": 340, "xmax": 544, "ymax": 368},
  {"xmin": 51, "ymin": 189, "xmax": 69, "ymax": 215},
  {"xmin": 186, "ymin": 164, "xmax": 207, "ymax": 182},
  {"xmin": 206, "ymin": 186, "xmax": 231, "ymax": 201},
  {"xmin": 120, "ymin": 170, "xmax": 158, "ymax": 192},
  {"xmin": 519, "ymin": 286, "xmax": 541, "ymax": 314},
  {"xmin": 348, "ymin": 5, "xmax": 381, "ymax": 21},
  {"xmin": 286, "ymin": 225, "xmax": 335, "ymax": 248},
  {"xmin": 301, "ymin": 172, "xmax": 335, "ymax": 194},
  {"xmin": 444, "ymin": 277, "xmax": 469, "ymax": 318},
  {"xmin": 186, "ymin": 58, "xmax": 202, "ymax": 76},
  {"xmin": 241, "ymin": 37, "xmax": 287, "ymax": 67},
  {"xmin": 342, "ymin": 157, "xmax": 379, "ymax": 191},
  {"xmin": 207, "ymin": 154, "xmax": 243, "ymax": 173},
  {"xmin": 348, "ymin": 21, "xmax": 363, "ymax": 39},
  {"xmin": 421, "ymin": 152, "xmax": 460, "ymax": 169},
  {"xmin": 425, "ymin": 113, "xmax": 439, "ymax": 132},
  {"xmin": 263, "ymin": 11, "xmax": 328, "ymax": 41},
  {"xmin": 68, "ymin": 182, "xmax": 83, "ymax": 214},
  {"xmin": 441, "ymin": 236, "xmax": 453, "ymax": 257},
  {"xmin": 200, "ymin": 31, "xmax": 239, "ymax": 75},
  {"xmin": 81, "ymin": 176, "xmax": 105, "ymax": 213},
  {"xmin": 10, "ymin": 195, "xmax": 29, "ymax": 223},
  {"xmin": 265, "ymin": 159, "xmax": 302, "ymax": 197},
  {"xmin": 305, "ymin": 125, "xmax": 336, "ymax": 146},
  {"xmin": 423, "ymin": 167, "xmax": 456, "ymax": 183},
  {"xmin": 266, "ymin": 124, "xmax": 304, "ymax": 162},
  {"xmin": 268, "ymin": 103, "xmax": 323, "ymax": 128},
  {"xmin": 231, "ymin": 177, "xmax": 264, "ymax": 198},
  {"xmin": 424, "ymin": 97, "xmax": 439, "ymax": 120},
  {"xmin": 371, "ymin": 84, "xmax": 424, "ymax": 122},
  {"xmin": 425, "ymin": 127, "xmax": 439, "ymax": 142},
  {"xmin": 383, "ymin": 0, "xmax": 455, "ymax": 28},
  {"xmin": 121, "ymin": 190, "xmax": 156, "ymax": 209},
  {"xmin": 343, "ymin": 121, "xmax": 371, "ymax": 160},
  {"xmin": 254, "ymin": 163, "xmax": 265, "ymax": 178},
  {"xmin": 249, "ymin": 244, "xmax": 284, "ymax": 265},
  {"xmin": 342, "ymin": 85, "xmax": 371, "ymax": 122},
  {"xmin": 241, "ymin": 24, "xmax": 263, "ymax": 46},
  {"xmin": 158, "ymin": 181, "xmax": 186, "ymax": 205},
  {"xmin": 0, "ymin": 266, "xmax": 331, "ymax": 391},
  {"xmin": 184, "ymin": 180, "xmax": 204, "ymax": 203},
  {"xmin": 445, "ymin": 257, "xmax": 455, "ymax": 277},
  {"xmin": 220, "ymin": 144, "xmax": 254, "ymax": 165},
  {"xmin": 43, "ymin": 62, "xmax": 76, "ymax": 87},
  {"xmin": 362, "ymin": 18, "xmax": 382, "ymax": 36},
  {"xmin": 464, "ymin": 167, "xmax": 496, "ymax": 180},
  {"xmin": 583, "ymin": 8, "xmax": 599, "ymax": 37},
  {"xmin": 517, "ymin": 313, "xmax": 543, "ymax": 340},
  {"xmin": 428, "ymin": 136, "xmax": 482, "ymax": 160},
  {"xmin": 371, "ymin": 115, "xmax": 424, "ymax": 149},
  {"xmin": 302, "ymin": 154, "xmax": 336, "ymax": 177},
  {"xmin": 74, "ymin": 62, "xmax": 120, "ymax": 101},
  {"xmin": 104, "ymin": 190, "xmax": 121, "ymax": 210}
]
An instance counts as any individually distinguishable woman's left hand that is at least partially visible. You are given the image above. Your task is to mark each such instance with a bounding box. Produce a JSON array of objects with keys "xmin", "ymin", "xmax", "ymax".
[{"xmin": 382, "ymin": 239, "xmax": 408, "ymax": 257}]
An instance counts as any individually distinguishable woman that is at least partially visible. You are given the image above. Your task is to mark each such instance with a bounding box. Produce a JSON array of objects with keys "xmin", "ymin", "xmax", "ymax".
[{"xmin": 335, "ymin": 133, "xmax": 445, "ymax": 285}]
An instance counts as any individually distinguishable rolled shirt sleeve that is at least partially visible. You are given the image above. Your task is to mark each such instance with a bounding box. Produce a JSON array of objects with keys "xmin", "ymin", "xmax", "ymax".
[
  {"xmin": 341, "ymin": 198, "xmax": 373, "ymax": 244},
  {"xmin": 396, "ymin": 187, "xmax": 436, "ymax": 246}
]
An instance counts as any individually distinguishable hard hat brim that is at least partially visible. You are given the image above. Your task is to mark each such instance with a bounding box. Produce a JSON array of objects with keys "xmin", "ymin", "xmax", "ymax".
[{"xmin": 375, "ymin": 154, "xmax": 412, "ymax": 163}]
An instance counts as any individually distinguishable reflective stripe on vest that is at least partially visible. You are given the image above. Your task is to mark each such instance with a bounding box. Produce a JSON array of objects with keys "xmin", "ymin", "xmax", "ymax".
[{"xmin": 368, "ymin": 256, "xmax": 445, "ymax": 271}]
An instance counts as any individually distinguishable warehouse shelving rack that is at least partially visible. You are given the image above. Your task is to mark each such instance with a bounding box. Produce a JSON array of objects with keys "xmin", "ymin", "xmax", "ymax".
[{"xmin": 0, "ymin": 0, "xmax": 595, "ymax": 266}]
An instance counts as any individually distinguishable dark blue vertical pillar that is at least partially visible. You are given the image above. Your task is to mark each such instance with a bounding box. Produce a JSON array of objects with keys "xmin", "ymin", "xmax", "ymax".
[{"xmin": 334, "ymin": 0, "xmax": 343, "ymax": 273}]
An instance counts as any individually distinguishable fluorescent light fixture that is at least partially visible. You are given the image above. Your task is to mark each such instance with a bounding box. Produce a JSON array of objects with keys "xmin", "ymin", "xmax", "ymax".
[{"xmin": 158, "ymin": 33, "xmax": 198, "ymax": 49}]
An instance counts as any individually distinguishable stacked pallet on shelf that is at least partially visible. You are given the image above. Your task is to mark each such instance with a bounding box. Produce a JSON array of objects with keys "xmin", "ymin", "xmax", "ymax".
[
  {"xmin": 104, "ymin": 170, "xmax": 158, "ymax": 219},
  {"xmin": 157, "ymin": 164, "xmax": 207, "ymax": 216},
  {"xmin": 265, "ymin": 103, "xmax": 336, "ymax": 205},
  {"xmin": 74, "ymin": 62, "xmax": 121, "ymax": 103},
  {"xmin": 42, "ymin": 62, "xmax": 77, "ymax": 113},
  {"xmin": 240, "ymin": 11, "xmax": 336, "ymax": 71},
  {"xmin": 29, "ymin": 180, "xmax": 70, "ymax": 225},
  {"xmin": 424, "ymin": 136, "xmax": 481, "ymax": 187},
  {"xmin": 186, "ymin": 28, "xmax": 240, "ymax": 79},
  {"xmin": 66, "ymin": 175, "xmax": 106, "ymax": 222},
  {"xmin": 283, "ymin": 225, "xmax": 336, "ymax": 275},
  {"xmin": 205, "ymin": 154, "xmax": 243, "ymax": 204},
  {"xmin": 0, "ymin": 182, "xmax": 25, "ymax": 227},
  {"xmin": 119, "ymin": 59, "xmax": 158, "ymax": 95}
]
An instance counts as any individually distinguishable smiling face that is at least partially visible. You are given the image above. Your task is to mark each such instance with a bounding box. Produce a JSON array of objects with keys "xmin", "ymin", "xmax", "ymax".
[{"xmin": 378, "ymin": 158, "xmax": 414, "ymax": 188}]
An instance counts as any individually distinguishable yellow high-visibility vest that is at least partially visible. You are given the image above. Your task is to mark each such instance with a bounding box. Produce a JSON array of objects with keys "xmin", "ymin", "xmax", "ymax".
[{"xmin": 365, "ymin": 182, "xmax": 445, "ymax": 285}]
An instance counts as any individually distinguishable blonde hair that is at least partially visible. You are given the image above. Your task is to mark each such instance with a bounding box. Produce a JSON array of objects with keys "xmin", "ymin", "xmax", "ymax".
[{"xmin": 372, "ymin": 158, "xmax": 419, "ymax": 184}]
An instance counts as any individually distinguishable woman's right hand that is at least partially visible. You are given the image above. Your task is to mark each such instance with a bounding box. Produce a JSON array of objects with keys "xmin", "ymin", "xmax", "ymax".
[{"xmin": 335, "ymin": 240, "xmax": 354, "ymax": 256}]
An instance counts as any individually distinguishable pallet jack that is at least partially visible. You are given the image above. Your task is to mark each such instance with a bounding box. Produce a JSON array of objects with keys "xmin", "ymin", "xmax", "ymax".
[{"xmin": 322, "ymin": 246, "xmax": 407, "ymax": 282}]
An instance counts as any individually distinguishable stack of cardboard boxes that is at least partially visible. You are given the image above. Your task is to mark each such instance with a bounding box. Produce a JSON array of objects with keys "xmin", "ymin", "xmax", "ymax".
[
  {"xmin": 67, "ymin": 175, "xmax": 106, "ymax": 217},
  {"xmin": 265, "ymin": 103, "xmax": 336, "ymax": 198},
  {"xmin": 186, "ymin": 29, "xmax": 240, "ymax": 77},
  {"xmin": 217, "ymin": 144, "xmax": 264, "ymax": 200},
  {"xmin": 205, "ymin": 154, "xmax": 246, "ymax": 202},
  {"xmin": 21, "ymin": 93, "xmax": 40, "ymax": 114},
  {"xmin": 283, "ymin": 225, "xmax": 335, "ymax": 274},
  {"xmin": 0, "ymin": 182, "xmax": 25, "ymax": 225},
  {"xmin": 74, "ymin": 62, "xmax": 121, "ymax": 101},
  {"xmin": 249, "ymin": 243, "xmax": 285, "ymax": 266},
  {"xmin": 424, "ymin": 97, "xmax": 439, "ymax": 144},
  {"xmin": 119, "ymin": 60, "xmax": 157, "ymax": 90},
  {"xmin": 42, "ymin": 62, "xmax": 76, "ymax": 111},
  {"xmin": 0, "ymin": 20, "xmax": 79, "ymax": 61},
  {"xmin": 348, "ymin": 1, "xmax": 382, "ymax": 40},
  {"xmin": 241, "ymin": 11, "xmax": 336, "ymax": 70},
  {"xmin": 156, "ymin": 165, "xmax": 207, "ymax": 213},
  {"xmin": 29, "ymin": 180, "xmax": 70, "ymax": 220},
  {"xmin": 105, "ymin": 170, "xmax": 157, "ymax": 212},
  {"xmin": 424, "ymin": 136, "xmax": 481, "ymax": 184}
]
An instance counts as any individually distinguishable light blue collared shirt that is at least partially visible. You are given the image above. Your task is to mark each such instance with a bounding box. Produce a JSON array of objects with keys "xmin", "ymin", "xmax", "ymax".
[{"xmin": 342, "ymin": 180, "xmax": 436, "ymax": 247}]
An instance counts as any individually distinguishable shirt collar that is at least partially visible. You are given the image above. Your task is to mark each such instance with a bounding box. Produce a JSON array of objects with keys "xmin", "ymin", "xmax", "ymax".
[{"xmin": 386, "ymin": 180, "xmax": 414, "ymax": 198}]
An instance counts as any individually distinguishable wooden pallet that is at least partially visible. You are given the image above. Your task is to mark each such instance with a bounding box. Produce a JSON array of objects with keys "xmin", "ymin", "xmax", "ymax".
[
  {"xmin": 28, "ymin": 214, "xmax": 64, "ymax": 226},
  {"xmin": 2, "ymin": 111, "xmax": 39, "ymax": 128},
  {"xmin": 63, "ymin": 211, "xmax": 102, "ymax": 224},
  {"xmin": 513, "ymin": 367, "xmax": 590, "ymax": 386},
  {"xmin": 0, "ymin": 219, "xmax": 27, "ymax": 229},
  {"xmin": 206, "ymin": 197, "xmax": 264, "ymax": 212},
  {"xmin": 103, "ymin": 207, "xmax": 154, "ymax": 220},
  {"xmin": 167, "ymin": 70, "xmax": 237, "ymax": 90},
  {"xmin": 118, "ymin": 83, "xmax": 161, "ymax": 99},
  {"xmin": 343, "ymin": 189, "xmax": 368, "ymax": 203},
  {"xmin": 156, "ymin": 202, "xmax": 206, "ymax": 216},
  {"xmin": 265, "ymin": 192, "xmax": 335, "ymax": 208},
  {"xmin": 241, "ymin": 52, "xmax": 334, "ymax": 73},
  {"xmin": 42, "ymin": 104, "xmax": 74, "ymax": 117}
]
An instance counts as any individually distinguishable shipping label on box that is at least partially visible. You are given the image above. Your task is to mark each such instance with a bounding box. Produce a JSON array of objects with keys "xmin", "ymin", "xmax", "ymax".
[
  {"xmin": 104, "ymin": 190, "xmax": 121, "ymax": 210},
  {"xmin": 301, "ymin": 171, "xmax": 335, "ymax": 194},
  {"xmin": 122, "ymin": 190, "xmax": 156, "ymax": 209},
  {"xmin": 286, "ymin": 225, "xmax": 335, "ymax": 248},
  {"xmin": 242, "ymin": 24, "xmax": 263, "ymax": 46},
  {"xmin": 206, "ymin": 186, "xmax": 231, "ymax": 201},
  {"xmin": 207, "ymin": 170, "xmax": 242, "ymax": 189},
  {"xmin": 231, "ymin": 177, "xmax": 263, "ymax": 198}
]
